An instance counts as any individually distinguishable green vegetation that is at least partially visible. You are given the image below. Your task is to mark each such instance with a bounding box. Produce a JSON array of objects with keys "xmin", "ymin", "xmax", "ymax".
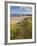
[{"xmin": 10, "ymin": 16, "xmax": 32, "ymax": 40}]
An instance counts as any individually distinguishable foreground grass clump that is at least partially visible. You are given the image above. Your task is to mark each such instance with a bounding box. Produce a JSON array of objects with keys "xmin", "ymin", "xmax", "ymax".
[{"xmin": 10, "ymin": 16, "xmax": 32, "ymax": 40}]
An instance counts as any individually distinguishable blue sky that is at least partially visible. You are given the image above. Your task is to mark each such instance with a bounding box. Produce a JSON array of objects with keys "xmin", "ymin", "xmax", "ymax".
[{"xmin": 10, "ymin": 6, "xmax": 32, "ymax": 14}]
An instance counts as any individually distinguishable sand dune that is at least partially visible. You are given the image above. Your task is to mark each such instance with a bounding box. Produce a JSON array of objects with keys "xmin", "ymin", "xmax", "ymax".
[{"xmin": 10, "ymin": 16, "xmax": 31, "ymax": 24}]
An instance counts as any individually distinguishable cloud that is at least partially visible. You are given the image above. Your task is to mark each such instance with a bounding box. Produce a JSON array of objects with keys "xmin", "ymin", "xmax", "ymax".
[{"xmin": 10, "ymin": 6, "xmax": 32, "ymax": 14}]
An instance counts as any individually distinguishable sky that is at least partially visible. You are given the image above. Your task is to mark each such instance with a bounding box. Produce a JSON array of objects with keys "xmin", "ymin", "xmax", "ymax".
[{"xmin": 10, "ymin": 6, "xmax": 32, "ymax": 14}]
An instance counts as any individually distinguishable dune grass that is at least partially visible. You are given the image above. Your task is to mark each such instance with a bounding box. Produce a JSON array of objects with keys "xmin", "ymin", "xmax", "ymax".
[{"xmin": 10, "ymin": 16, "xmax": 32, "ymax": 40}]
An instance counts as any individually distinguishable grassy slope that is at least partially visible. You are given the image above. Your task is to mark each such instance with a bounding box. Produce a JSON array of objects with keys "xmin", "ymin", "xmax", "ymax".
[{"xmin": 10, "ymin": 16, "xmax": 32, "ymax": 40}]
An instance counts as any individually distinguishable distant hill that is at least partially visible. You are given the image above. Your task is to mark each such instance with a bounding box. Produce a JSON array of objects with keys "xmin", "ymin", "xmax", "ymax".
[{"xmin": 10, "ymin": 14, "xmax": 32, "ymax": 17}]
